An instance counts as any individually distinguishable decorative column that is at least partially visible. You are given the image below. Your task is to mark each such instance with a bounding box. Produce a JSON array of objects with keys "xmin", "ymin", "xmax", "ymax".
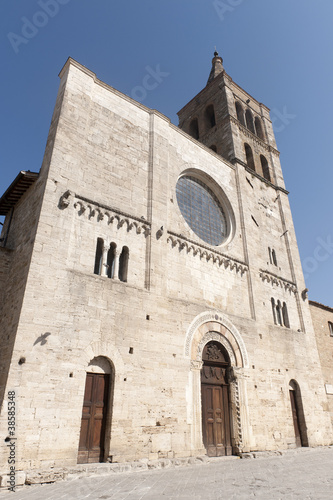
[
  {"xmin": 113, "ymin": 249, "xmax": 121, "ymax": 280},
  {"xmin": 189, "ymin": 360, "xmax": 206, "ymax": 454},
  {"xmin": 102, "ymin": 245, "xmax": 109, "ymax": 277},
  {"xmin": 228, "ymin": 367, "xmax": 254, "ymax": 454}
]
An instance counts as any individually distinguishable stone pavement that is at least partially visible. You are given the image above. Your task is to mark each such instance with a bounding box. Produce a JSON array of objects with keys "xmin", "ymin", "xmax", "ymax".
[{"xmin": 1, "ymin": 447, "xmax": 333, "ymax": 500}]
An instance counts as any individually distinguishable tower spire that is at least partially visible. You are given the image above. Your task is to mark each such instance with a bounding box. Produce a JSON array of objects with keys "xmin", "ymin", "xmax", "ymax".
[{"xmin": 207, "ymin": 50, "xmax": 224, "ymax": 85}]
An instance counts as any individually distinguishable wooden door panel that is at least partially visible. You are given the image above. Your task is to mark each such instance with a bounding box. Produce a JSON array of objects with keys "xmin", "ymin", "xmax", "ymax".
[
  {"xmin": 202, "ymin": 384, "xmax": 231, "ymax": 456},
  {"xmin": 78, "ymin": 373, "xmax": 110, "ymax": 464},
  {"xmin": 84, "ymin": 374, "xmax": 94, "ymax": 401},
  {"xmin": 290, "ymin": 390, "xmax": 301, "ymax": 447},
  {"xmin": 78, "ymin": 419, "xmax": 90, "ymax": 450}
]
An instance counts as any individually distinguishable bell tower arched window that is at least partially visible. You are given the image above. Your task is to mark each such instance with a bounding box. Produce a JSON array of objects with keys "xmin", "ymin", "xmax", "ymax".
[
  {"xmin": 255, "ymin": 117, "xmax": 264, "ymax": 140},
  {"xmin": 245, "ymin": 109, "xmax": 255, "ymax": 134},
  {"xmin": 204, "ymin": 104, "xmax": 216, "ymax": 130},
  {"xmin": 260, "ymin": 155, "xmax": 271, "ymax": 182},
  {"xmin": 235, "ymin": 101, "xmax": 245, "ymax": 126},
  {"xmin": 189, "ymin": 118, "xmax": 199, "ymax": 140},
  {"xmin": 244, "ymin": 143, "xmax": 255, "ymax": 172}
]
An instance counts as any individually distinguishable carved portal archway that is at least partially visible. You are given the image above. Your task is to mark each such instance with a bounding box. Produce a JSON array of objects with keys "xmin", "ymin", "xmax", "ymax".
[{"xmin": 185, "ymin": 311, "xmax": 251, "ymax": 456}]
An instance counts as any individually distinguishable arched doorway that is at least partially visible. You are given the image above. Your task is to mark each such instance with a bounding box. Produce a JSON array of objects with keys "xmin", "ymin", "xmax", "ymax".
[
  {"xmin": 201, "ymin": 341, "xmax": 232, "ymax": 456},
  {"xmin": 78, "ymin": 357, "xmax": 114, "ymax": 463},
  {"xmin": 289, "ymin": 380, "xmax": 308, "ymax": 448}
]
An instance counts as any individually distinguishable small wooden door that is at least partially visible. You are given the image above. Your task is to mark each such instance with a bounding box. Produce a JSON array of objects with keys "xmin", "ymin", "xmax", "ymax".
[
  {"xmin": 78, "ymin": 373, "xmax": 109, "ymax": 463},
  {"xmin": 201, "ymin": 342, "xmax": 232, "ymax": 457},
  {"xmin": 289, "ymin": 389, "xmax": 302, "ymax": 447}
]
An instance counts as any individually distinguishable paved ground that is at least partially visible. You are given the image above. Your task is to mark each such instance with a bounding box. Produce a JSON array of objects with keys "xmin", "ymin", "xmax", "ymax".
[{"xmin": 1, "ymin": 447, "xmax": 333, "ymax": 499}]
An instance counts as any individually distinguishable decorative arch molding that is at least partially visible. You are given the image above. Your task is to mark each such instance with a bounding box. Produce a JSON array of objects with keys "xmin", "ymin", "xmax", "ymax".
[
  {"xmin": 197, "ymin": 331, "xmax": 236, "ymax": 366},
  {"xmin": 184, "ymin": 310, "xmax": 249, "ymax": 368},
  {"xmin": 185, "ymin": 311, "xmax": 252, "ymax": 455},
  {"xmin": 80, "ymin": 340, "xmax": 125, "ymax": 381}
]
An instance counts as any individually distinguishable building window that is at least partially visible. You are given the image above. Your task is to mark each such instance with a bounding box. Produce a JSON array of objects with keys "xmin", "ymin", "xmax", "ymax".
[
  {"xmin": 260, "ymin": 155, "xmax": 271, "ymax": 182},
  {"xmin": 282, "ymin": 302, "xmax": 290, "ymax": 328},
  {"xmin": 107, "ymin": 242, "xmax": 117, "ymax": 279},
  {"xmin": 235, "ymin": 101, "xmax": 245, "ymax": 126},
  {"xmin": 119, "ymin": 246, "xmax": 129, "ymax": 282},
  {"xmin": 272, "ymin": 249, "xmax": 277, "ymax": 266},
  {"xmin": 204, "ymin": 105, "xmax": 216, "ymax": 130},
  {"xmin": 271, "ymin": 297, "xmax": 290, "ymax": 328},
  {"xmin": 271, "ymin": 298, "xmax": 276, "ymax": 324},
  {"xmin": 244, "ymin": 143, "xmax": 255, "ymax": 172},
  {"xmin": 245, "ymin": 109, "xmax": 255, "ymax": 134},
  {"xmin": 176, "ymin": 175, "xmax": 228, "ymax": 246},
  {"xmin": 329, "ymin": 322, "xmax": 333, "ymax": 337},
  {"xmin": 94, "ymin": 238, "xmax": 104, "ymax": 275},
  {"xmin": 255, "ymin": 117, "xmax": 264, "ymax": 140},
  {"xmin": 189, "ymin": 118, "xmax": 199, "ymax": 140}
]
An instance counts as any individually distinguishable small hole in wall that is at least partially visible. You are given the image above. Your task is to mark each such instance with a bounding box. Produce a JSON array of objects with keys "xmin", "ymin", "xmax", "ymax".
[
  {"xmin": 124, "ymin": 378, "xmax": 127, "ymax": 381},
  {"xmin": 173, "ymin": 354, "xmax": 176, "ymax": 358},
  {"xmin": 129, "ymin": 347, "xmax": 133, "ymax": 354},
  {"xmin": 18, "ymin": 357, "xmax": 26, "ymax": 365},
  {"xmin": 254, "ymin": 385, "xmax": 257, "ymax": 389},
  {"xmin": 252, "ymin": 365, "xmax": 255, "ymax": 369},
  {"xmin": 146, "ymin": 315, "xmax": 150, "ymax": 320},
  {"xmin": 259, "ymin": 334, "xmax": 262, "ymax": 339},
  {"xmin": 69, "ymin": 372, "xmax": 73, "ymax": 378}
]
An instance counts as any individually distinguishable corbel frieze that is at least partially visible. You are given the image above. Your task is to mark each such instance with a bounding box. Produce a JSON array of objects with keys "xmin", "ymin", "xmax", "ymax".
[
  {"xmin": 58, "ymin": 191, "xmax": 151, "ymax": 236},
  {"xmin": 259, "ymin": 269, "xmax": 297, "ymax": 294},
  {"xmin": 167, "ymin": 232, "xmax": 248, "ymax": 275}
]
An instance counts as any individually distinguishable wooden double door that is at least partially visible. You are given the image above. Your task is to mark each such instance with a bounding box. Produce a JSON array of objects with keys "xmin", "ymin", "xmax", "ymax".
[
  {"xmin": 78, "ymin": 373, "xmax": 110, "ymax": 464},
  {"xmin": 201, "ymin": 342, "xmax": 232, "ymax": 457}
]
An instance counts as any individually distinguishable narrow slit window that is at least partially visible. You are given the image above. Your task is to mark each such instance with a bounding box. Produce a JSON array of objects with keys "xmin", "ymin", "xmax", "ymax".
[
  {"xmin": 271, "ymin": 298, "xmax": 276, "ymax": 325},
  {"xmin": 94, "ymin": 238, "xmax": 104, "ymax": 275},
  {"xmin": 282, "ymin": 302, "xmax": 290, "ymax": 328},
  {"xmin": 328, "ymin": 321, "xmax": 333, "ymax": 337},
  {"xmin": 268, "ymin": 247, "xmax": 272, "ymax": 264},
  {"xmin": 119, "ymin": 246, "xmax": 129, "ymax": 282}
]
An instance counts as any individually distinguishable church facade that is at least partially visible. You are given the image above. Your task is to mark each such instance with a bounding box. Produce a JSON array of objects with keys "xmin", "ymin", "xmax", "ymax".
[{"xmin": 0, "ymin": 54, "xmax": 332, "ymax": 476}]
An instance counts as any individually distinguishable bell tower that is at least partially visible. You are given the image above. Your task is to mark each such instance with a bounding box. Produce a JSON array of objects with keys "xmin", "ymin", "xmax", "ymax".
[{"xmin": 177, "ymin": 51, "xmax": 285, "ymax": 190}]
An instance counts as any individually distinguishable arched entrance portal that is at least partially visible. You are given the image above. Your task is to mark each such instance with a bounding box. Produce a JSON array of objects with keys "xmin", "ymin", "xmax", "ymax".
[
  {"xmin": 289, "ymin": 380, "xmax": 308, "ymax": 448},
  {"xmin": 201, "ymin": 341, "xmax": 232, "ymax": 456},
  {"xmin": 78, "ymin": 356, "xmax": 114, "ymax": 464}
]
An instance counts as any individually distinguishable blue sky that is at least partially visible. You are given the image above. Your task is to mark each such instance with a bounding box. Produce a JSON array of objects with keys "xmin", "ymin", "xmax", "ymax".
[{"xmin": 1, "ymin": 0, "xmax": 333, "ymax": 306}]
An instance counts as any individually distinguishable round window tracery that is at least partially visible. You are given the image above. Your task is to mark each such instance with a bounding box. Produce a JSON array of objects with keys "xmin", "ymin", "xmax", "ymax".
[{"xmin": 176, "ymin": 175, "xmax": 228, "ymax": 246}]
